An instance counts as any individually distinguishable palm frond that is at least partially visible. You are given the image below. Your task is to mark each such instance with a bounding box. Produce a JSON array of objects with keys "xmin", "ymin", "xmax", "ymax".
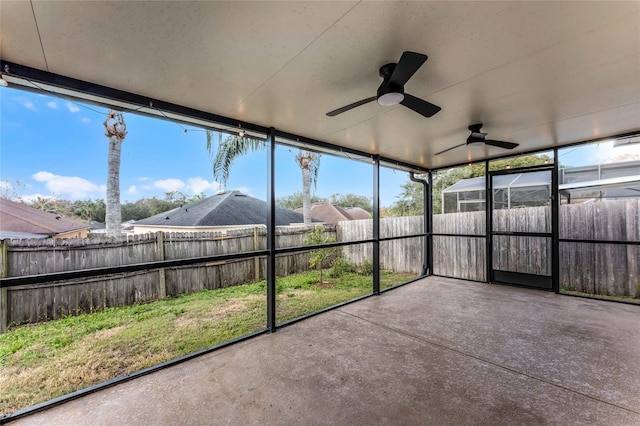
[{"xmin": 212, "ymin": 135, "xmax": 266, "ymax": 185}]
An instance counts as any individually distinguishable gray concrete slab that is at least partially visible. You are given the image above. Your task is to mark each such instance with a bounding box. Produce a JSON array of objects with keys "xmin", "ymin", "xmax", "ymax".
[{"xmin": 7, "ymin": 277, "xmax": 640, "ymax": 425}]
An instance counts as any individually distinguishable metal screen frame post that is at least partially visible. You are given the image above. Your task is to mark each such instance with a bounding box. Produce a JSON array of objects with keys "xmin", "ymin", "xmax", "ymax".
[
  {"xmin": 552, "ymin": 148, "xmax": 560, "ymax": 293},
  {"xmin": 427, "ymin": 172, "xmax": 433, "ymax": 275},
  {"xmin": 409, "ymin": 172, "xmax": 429, "ymax": 276},
  {"xmin": 372, "ymin": 155, "xmax": 380, "ymax": 295},
  {"xmin": 485, "ymin": 160, "xmax": 493, "ymax": 283},
  {"xmin": 266, "ymin": 127, "xmax": 277, "ymax": 331}
]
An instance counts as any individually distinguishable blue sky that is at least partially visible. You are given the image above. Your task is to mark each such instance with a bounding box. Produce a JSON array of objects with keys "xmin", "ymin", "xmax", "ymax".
[
  {"xmin": 2, "ymin": 87, "xmax": 637, "ymax": 209},
  {"xmin": 0, "ymin": 87, "xmax": 412, "ymax": 208}
]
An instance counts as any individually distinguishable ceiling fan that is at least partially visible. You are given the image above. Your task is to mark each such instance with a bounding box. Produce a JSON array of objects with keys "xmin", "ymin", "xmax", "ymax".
[
  {"xmin": 326, "ymin": 51, "xmax": 441, "ymax": 118},
  {"xmin": 435, "ymin": 124, "xmax": 519, "ymax": 155}
]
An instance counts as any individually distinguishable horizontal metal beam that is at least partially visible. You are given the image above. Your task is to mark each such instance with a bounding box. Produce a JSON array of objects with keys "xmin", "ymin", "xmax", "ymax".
[{"xmin": 0, "ymin": 61, "xmax": 267, "ymax": 135}]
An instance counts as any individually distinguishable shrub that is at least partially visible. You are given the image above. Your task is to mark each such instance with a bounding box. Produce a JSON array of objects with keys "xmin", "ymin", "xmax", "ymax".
[
  {"xmin": 329, "ymin": 257, "xmax": 354, "ymax": 278},
  {"xmin": 359, "ymin": 259, "xmax": 374, "ymax": 276},
  {"xmin": 305, "ymin": 225, "xmax": 340, "ymax": 283}
]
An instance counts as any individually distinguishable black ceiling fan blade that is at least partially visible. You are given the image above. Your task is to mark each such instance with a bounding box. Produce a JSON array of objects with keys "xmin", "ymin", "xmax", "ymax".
[
  {"xmin": 484, "ymin": 139, "xmax": 519, "ymax": 150},
  {"xmin": 326, "ymin": 97, "xmax": 377, "ymax": 117},
  {"xmin": 435, "ymin": 143, "xmax": 466, "ymax": 156},
  {"xmin": 400, "ymin": 93, "xmax": 441, "ymax": 117},
  {"xmin": 389, "ymin": 51, "xmax": 427, "ymax": 88}
]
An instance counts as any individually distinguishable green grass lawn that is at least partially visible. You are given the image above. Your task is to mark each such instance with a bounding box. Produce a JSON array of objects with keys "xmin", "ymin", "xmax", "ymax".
[{"xmin": 0, "ymin": 269, "xmax": 415, "ymax": 416}]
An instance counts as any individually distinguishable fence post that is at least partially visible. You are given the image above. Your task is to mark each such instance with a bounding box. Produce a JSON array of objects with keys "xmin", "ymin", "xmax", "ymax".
[
  {"xmin": 156, "ymin": 232, "xmax": 166, "ymax": 299},
  {"xmin": 0, "ymin": 287, "xmax": 6, "ymax": 333},
  {"xmin": 1, "ymin": 239, "xmax": 8, "ymax": 333},
  {"xmin": 253, "ymin": 227, "xmax": 260, "ymax": 282}
]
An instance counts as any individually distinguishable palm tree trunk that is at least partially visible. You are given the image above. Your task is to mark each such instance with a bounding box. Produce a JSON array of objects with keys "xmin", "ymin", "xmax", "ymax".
[
  {"xmin": 106, "ymin": 137, "xmax": 122, "ymax": 236},
  {"xmin": 302, "ymin": 165, "xmax": 311, "ymax": 226},
  {"xmin": 104, "ymin": 111, "xmax": 127, "ymax": 237}
]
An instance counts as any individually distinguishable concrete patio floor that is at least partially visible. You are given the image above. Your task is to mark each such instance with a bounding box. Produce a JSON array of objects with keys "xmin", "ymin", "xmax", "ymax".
[{"xmin": 7, "ymin": 276, "xmax": 640, "ymax": 425}]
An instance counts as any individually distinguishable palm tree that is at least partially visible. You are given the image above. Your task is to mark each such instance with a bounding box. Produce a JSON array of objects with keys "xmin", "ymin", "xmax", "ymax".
[
  {"xmin": 75, "ymin": 200, "xmax": 97, "ymax": 221},
  {"xmin": 103, "ymin": 110, "xmax": 127, "ymax": 237},
  {"xmin": 206, "ymin": 131, "xmax": 320, "ymax": 225},
  {"xmin": 295, "ymin": 150, "xmax": 320, "ymax": 225}
]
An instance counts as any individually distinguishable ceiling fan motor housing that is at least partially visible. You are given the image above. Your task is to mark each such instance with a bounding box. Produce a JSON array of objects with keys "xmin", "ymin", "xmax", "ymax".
[{"xmin": 467, "ymin": 123, "xmax": 487, "ymax": 144}]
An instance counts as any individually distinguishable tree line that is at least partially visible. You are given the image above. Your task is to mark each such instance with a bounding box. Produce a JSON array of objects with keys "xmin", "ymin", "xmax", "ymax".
[
  {"xmin": 7, "ymin": 190, "xmax": 378, "ymax": 224},
  {"xmin": 3, "ymin": 191, "xmax": 205, "ymax": 224}
]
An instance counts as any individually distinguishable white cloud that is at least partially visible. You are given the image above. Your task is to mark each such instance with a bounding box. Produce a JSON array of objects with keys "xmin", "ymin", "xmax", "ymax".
[
  {"xmin": 150, "ymin": 177, "xmax": 222, "ymax": 196},
  {"xmin": 81, "ymin": 117, "xmax": 91, "ymax": 123},
  {"xmin": 65, "ymin": 102, "xmax": 80, "ymax": 113},
  {"xmin": 128, "ymin": 185, "xmax": 138, "ymax": 195},
  {"xmin": 32, "ymin": 171, "xmax": 106, "ymax": 199},
  {"xmin": 46, "ymin": 101, "xmax": 58, "ymax": 109},
  {"xmin": 22, "ymin": 100, "xmax": 37, "ymax": 111},
  {"xmin": 153, "ymin": 178, "xmax": 185, "ymax": 192},
  {"xmin": 186, "ymin": 177, "xmax": 221, "ymax": 194}
]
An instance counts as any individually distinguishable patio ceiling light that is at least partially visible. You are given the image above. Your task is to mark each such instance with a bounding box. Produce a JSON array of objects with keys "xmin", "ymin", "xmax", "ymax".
[{"xmin": 377, "ymin": 92, "xmax": 404, "ymax": 106}]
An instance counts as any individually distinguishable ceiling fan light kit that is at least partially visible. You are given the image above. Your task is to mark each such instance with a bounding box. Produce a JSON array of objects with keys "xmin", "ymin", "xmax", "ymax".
[{"xmin": 377, "ymin": 91, "xmax": 404, "ymax": 106}]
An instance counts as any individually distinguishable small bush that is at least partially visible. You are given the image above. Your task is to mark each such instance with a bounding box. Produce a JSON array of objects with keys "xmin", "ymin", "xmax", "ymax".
[
  {"xmin": 305, "ymin": 225, "xmax": 340, "ymax": 283},
  {"xmin": 329, "ymin": 257, "xmax": 354, "ymax": 278},
  {"xmin": 359, "ymin": 259, "xmax": 374, "ymax": 276}
]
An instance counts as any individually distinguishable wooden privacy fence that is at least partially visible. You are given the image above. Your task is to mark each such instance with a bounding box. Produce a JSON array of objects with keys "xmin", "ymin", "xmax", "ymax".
[
  {"xmin": 432, "ymin": 200, "xmax": 639, "ymax": 297},
  {"xmin": 0, "ymin": 221, "xmax": 425, "ymax": 330},
  {"xmin": 0, "ymin": 227, "xmax": 335, "ymax": 329},
  {"xmin": 2, "ymin": 200, "xmax": 637, "ymax": 330},
  {"xmin": 560, "ymin": 200, "xmax": 639, "ymax": 298},
  {"xmin": 338, "ymin": 216, "xmax": 425, "ymax": 274}
]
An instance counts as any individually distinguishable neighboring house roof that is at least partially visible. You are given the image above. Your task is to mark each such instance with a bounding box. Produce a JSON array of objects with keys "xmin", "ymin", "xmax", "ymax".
[
  {"xmin": 0, "ymin": 230, "xmax": 48, "ymax": 240},
  {"xmin": 297, "ymin": 203, "xmax": 371, "ymax": 224},
  {"xmin": 344, "ymin": 207, "xmax": 372, "ymax": 220},
  {"xmin": 0, "ymin": 198, "xmax": 90, "ymax": 237},
  {"xmin": 135, "ymin": 191, "xmax": 314, "ymax": 227}
]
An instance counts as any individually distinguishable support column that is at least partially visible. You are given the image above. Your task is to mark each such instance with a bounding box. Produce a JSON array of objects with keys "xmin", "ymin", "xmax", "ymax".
[
  {"xmin": 427, "ymin": 172, "xmax": 433, "ymax": 275},
  {"xmin": 373, "ymin": 155, "xmax": 380, "ymax": 295},
  {"xmin": 410, "ymin": 172, "xmax": 429, "ymax": 276},
  {"xmin": 485, "ymin": 160, "xmax": 492, "ymax": 283},
  {"xmin": 266, "ymin": 127, "xmax": 277, "ymax": 331},
  {"xmin": 552, "ymin": 148, "xmax": 560, "ymax": 293}
]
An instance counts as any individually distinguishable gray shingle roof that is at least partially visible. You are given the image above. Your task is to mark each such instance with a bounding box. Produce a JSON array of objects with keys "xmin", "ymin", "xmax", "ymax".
[{"xmin": 136, "ymin": 191, "xmax": 311, "ymax": 227}]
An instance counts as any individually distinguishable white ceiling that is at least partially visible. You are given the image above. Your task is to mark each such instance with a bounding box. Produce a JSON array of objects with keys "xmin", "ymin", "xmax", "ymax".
[{"xmin": 1, "ymin": 1, "xmax": 639, "ymax": 169}]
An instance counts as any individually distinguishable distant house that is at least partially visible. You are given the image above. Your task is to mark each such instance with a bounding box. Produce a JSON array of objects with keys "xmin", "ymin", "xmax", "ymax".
[
  {"xmin": 297, "ymin": 202, "xmax": 371, "ymax": 225},
  {"xmin": 0, "ymin": 198, "xmax": 90, "ymax": 239},
  {"xmin": 133, "ymin": 191, "xmax": 317, "ymax": 234}
]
